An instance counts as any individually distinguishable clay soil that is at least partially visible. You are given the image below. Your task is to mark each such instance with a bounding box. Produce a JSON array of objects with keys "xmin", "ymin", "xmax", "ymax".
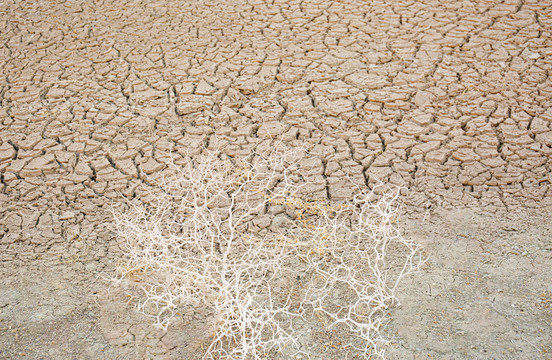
[
  {"xmin": 1, "ymin": 209, "xmax": 551, "ymax": 359},
  {"xmin": 1, "ymin": 0, "xmax": 552, "ymax": 359}
]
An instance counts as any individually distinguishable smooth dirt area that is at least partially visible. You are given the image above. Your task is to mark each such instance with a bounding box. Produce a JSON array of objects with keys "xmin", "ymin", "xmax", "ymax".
[
  {"xmin": 1, "ymin": 0, "xmax": 552, "ymax": 359},
  {"xmin": 1, "ymin": 209, "xmax": 551, "ymax": 359}
]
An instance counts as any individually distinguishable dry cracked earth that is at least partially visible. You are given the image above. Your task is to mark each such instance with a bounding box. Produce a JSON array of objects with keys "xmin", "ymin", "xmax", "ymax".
[{"xmin": 1, "ymin": 0, "xmax": 552, "ymax": 359}]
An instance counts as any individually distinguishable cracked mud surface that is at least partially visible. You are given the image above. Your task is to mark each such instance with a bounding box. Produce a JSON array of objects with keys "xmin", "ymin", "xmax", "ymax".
[{"xmin": 1, "ymin": 0, "xmax": 551, "ymax": 358}]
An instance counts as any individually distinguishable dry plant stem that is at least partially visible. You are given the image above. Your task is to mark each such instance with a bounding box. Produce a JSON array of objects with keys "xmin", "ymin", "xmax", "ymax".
[
  {"xmin": 112, "ymin": 148, "xmax": 426, "ymax": 360},
  {"xmin": 113, "ymin": 148, "xmax": 307, "ymax": 359},
  {"xmin": 287, "ymin": 186, "xmax": 426, "ymax": 358}
]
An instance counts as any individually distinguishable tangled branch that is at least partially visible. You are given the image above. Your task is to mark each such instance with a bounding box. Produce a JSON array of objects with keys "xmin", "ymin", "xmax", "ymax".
[{"xmin": 111, "ymin": 146, "xmax": 426, "ymax": 359}]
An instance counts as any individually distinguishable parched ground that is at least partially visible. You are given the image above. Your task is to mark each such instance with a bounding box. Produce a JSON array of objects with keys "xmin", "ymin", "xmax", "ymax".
[{"xmin": 1, "ymin": 0, "xmax": 551, "ymax": 359}]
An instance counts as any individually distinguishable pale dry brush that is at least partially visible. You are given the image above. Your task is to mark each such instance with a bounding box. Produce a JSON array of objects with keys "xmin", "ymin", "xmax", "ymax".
[
  {"xmin": 281, "ymin": 185, "xmax": 426, "ymax": 358},
  {"xmin": 112, "ymin": 148, "xmax": 308, "ymax": 359},
  {"xmin": 111, "ymin": 147, "xmax": 426, "ymax": 359}
]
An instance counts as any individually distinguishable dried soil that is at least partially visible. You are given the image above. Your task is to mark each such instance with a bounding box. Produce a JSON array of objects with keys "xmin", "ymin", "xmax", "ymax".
[
  {"xmin": 1, "ymin": 208, "xmax": 551, "ymax": 359},
  {"xmin": 1, "ymin": 0, "xmax": 552, "ymax": 358}
]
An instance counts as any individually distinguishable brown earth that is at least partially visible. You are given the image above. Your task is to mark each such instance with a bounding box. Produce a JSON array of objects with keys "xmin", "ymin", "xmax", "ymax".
[{"xmin": 1, "ymin": 0, "xmax": 551, "ymax": 359}]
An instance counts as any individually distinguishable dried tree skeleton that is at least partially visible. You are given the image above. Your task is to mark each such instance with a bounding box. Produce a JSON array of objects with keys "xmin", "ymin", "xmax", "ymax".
[{"xmin": 111, "ymin": 146, "xmax": 426, "ymax": 359}]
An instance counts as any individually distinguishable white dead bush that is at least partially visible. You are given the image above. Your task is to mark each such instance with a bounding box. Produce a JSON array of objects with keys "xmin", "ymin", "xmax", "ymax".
[
  {"xmin": 112, "ymin": 147, "xmax": 425, "ymax": 359},
  {"xmin": 282, "ymin": 189, "xmax": 425, "ymax": 358}
]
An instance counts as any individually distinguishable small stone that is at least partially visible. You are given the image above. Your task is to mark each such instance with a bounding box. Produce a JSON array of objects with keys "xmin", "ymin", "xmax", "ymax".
[
  {"xmin": 257, "ymin": 121, "xmax": 285, "ymax": 138},
  {"xmin": 140, "ymin": 158, "xmax": 166, "ymax": 174},
  {"xmin": 253, "ymin": 215, "xmax": 272, "ymax": 229},
  {"xmin": 270, "ymin": 215, "xmax": 292, "ymax": 231},
  {"xmin": 59, "ymin": 211, "xmax": 76, "ymax": 220},
  {"xmin": 177, "ymin": 102, "xmax": 204, "ymax": 115},
  {"xmin": 85, "ymin": 262, "xmax": 98, "ymax": 272},
  {"xmin": 415, "ymin": 90, "xmax": 434, "ymax": 107},
  {"xmin": 195, "ymin": 80, "xmax": 215, "ymax": 95}
]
